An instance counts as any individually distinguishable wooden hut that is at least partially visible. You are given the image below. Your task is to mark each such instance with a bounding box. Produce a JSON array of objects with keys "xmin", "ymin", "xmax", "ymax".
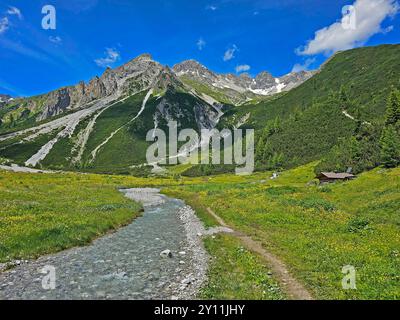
[{"xmin": 316, "ymin": 172, "xmax": 356, "ymax": 184}]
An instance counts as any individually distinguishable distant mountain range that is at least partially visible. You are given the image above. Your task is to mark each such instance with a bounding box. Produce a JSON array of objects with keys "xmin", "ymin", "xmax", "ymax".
[
  {"xmin": 0, "ymin": 44, "xmax": 399, "ymax": 175},
  {"xmin": 0, "ymin": 94, "xmax": 12, "ymax": 107},
  {"xmin": 0, "ymin": 55, "xmax": 313, "ymax": 125},
  {"xmin": 173, "ymin": 60, "xmax": 314, "ymax": 104}
]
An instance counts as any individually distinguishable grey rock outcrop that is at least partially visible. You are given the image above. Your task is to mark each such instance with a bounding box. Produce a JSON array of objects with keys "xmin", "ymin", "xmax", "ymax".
[
  {"xmin": 0, "ymin": 94, "xmax": 12, "ymax": 103},
  {"xmin": 34, "ymin": 54, "xmax": 167, "ymax": 121}
]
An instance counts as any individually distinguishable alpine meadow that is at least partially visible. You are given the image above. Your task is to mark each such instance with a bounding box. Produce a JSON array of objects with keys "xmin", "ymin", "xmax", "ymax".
[{"xmin": 0, "ymin": 0, "xmax": 399, "ymax": 305}]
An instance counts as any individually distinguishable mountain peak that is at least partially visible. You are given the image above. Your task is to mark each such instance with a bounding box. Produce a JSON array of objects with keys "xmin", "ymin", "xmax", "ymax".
[
  {"xmin": 238, "ymin": 73, "xmax": 252, "ymax": 80},
  {"xmin": 172, "ymin": 60, "xmax": 210, "ymax": 74},
  {"xmin": 172, "ymin": 60, "xmax": 217, "ymax": 85},
  {"xmin": 134, "ymin": 53, "xmax": 153, "ymax": 61},
  {"xmin": 255, "ymin": 71, "xmax": 274, "ymax": 80},
  {"xmin": 0, "ymin": 94, "xmax": 12, "ymax": 104},
  {"xmin": 172, "ymin": 59, "xmax": 314, "ymax": 99},
  {"xmin": 174, "ymin": 59, "xmax": 203, "ymax": 67},
  {"xmin": 116, "ymin": 53, "xmax": 154, "ymax": 69}
]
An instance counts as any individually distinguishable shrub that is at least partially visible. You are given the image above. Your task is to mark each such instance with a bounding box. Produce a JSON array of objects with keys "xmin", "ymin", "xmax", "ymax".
[
  {"xmin": 288, "ymin": 197, "xmax": 336, "ymax": 212},
  {"xmin": 265, "ymin": 186, "xmax": 299, "ymax": 196},
  {"xmin": 347, "ymin": 217, "xmax": 370, "ymax": 233}
]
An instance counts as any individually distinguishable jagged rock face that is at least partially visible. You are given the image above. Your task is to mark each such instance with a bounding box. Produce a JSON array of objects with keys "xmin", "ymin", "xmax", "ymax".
[
  {"xmin": 154, "ymin": 66, "xmax": 188, "ymax": 94},
  {"xmin": 279, "ymin": 71, "xmax": 315, "ymax": 91},
  {"xmin": 85, "ymin": 76, "xmax": 107, "ymax": 101},
  {"xmin": 36, "ymin": 80, "xmax": 101, "ymax": 121},
  {"xmin": 99, "ymin": 68, "xmax": 118, "ymax": 96},
  {"xmin": 0, "ymin": 94, "xmax": 12, "ymax": 110},
  {"xmin": 0, "ymin": 94, "xmax": 12, "ymax": 103},
  {"xmin": 254, "ymin": 71, "xmax": 276, "ymax": 89},
  {"xmin": 194, "ymin": 102, "xmax": 220, "ymax": 129},
  {"xmin": 36, "ymin": 54, "xmax": 166, "ymax": 121},
  {"xmin": 38, "ymin": 88, "xmax": 71, "ymax": 120},
  {"xmin": 173, "ymin": 60, "xmax": 218, "ymax": 83},
  {"xmin": 154, "ymin": 92, "xmax": 219, "ymax": 132},
  {"xmin": 115, "ymin": 54, "xmax": 157, "ymax": 79},
  {"xmin": 149, "ymin": 64, "xmax": 221, "ymax": 132},
  {"xmin": 222, "ymin": 71, "xmax": 275, "ymax": 92}
]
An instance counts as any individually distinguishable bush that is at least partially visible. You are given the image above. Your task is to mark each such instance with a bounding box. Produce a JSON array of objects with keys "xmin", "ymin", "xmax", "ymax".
[
  {"xmin": 181, "ymin": 164, "xmax": 235, "ymax": 177},
  {"xmin": 265, "ymin": 186, "xmax": 299, "ymax": 196},
  {"xmin": 347, "ymin": 217, "xmax": 370, "ymax": 233},
  {"xmin": 288, "ymin": 197, "xmax": 336, "ymax": 212}
]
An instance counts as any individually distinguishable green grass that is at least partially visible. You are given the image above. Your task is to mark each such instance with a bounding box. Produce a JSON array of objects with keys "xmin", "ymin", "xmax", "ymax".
[
  {"xmin": 0, "ymin": 130, "xmax": 61, "ymax": 165},
  {"xmin": 0, "ymin": 167, "xmax": 290, "ymax": 300},
  {"xmin": 222, "ymin": 44, "xmax": 400, "ymax": 169},
  {"xmin": 200, "ymin": 234, "xmax": 285, "ymax": 300},
  {"xmin": 180, "ymin": 76, "xmax": 243, "ymax": 105},
  {"xmin": 165, "ymin": 163, "xmax": 400, "ymax": 299},
  {"xmin": 0, "ymin": 170, "xmax": 143, "ymax": 262},
  {"xmin": 1, "ymin": 162, "xmax": 399, "ymax": 300},
  {"xmin": 80, "ymin": 94, "xmax": 145, "ymax": 166}
]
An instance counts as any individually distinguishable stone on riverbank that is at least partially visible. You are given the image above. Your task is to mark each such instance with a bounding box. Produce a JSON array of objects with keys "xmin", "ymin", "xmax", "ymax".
[{"xmin": 160, "ymin": 250, "xmax": 173, "ymax": 258}]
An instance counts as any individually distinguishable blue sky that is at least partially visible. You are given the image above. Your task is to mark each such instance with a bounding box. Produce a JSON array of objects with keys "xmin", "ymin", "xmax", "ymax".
[{"xmin": 0, "ymin": 0, "xmax": 399, "ymax": 96}]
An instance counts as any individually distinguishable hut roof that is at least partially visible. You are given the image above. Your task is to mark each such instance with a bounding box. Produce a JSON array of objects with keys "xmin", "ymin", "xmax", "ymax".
[{"xmin": 318, "ymin": 172, "xmax": 356, "ymax": 179}]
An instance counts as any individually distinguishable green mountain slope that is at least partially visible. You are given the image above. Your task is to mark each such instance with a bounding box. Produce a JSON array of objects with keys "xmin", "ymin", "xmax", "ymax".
[
  {"xmin": 1, "ymin": 45, "xmax": 399, "ymax": 175},
  {"xmin": 219, "ymin": 44, "xmax": 400, "ymax": 171}
]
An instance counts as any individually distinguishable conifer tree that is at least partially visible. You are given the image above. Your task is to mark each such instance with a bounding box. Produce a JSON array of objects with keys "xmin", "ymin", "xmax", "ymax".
[
  {"xmin": 380, "ymin": 125, "xmax": 400, "ymax": 168},
  {"xmin": 385, "ymin": 89, "xmax": 400, "ymax": 126},
  {"xmin": 380, "ymin": 89, "xmax": 400, "ymax": 167}
]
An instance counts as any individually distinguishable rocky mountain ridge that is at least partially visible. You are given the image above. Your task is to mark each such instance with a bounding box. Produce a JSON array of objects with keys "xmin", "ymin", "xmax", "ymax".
[
  {"xmin": 0, "ymin": 94, "xmax": 12, "ymax": 102},
  {"xmin": 173, "ymin": 59, "xmax": 315, "ymax": 96},
  {"xmin": 1, "ymin": 54, "xmax": 315, "ymax": 126},
  {"xmin": 36, "ymin": 54, "xmax": 169, "ymax": 120},
  {"xmin": 0, "ymin": 94, "xmax": 12, "ymax": 108},
  {"xmin": 0, "ymin": 52, "xmax": 315, "ymax": 170},
  {"xmin": 0, "ymin": 53, "xmax": 223, "ymax": 170}
]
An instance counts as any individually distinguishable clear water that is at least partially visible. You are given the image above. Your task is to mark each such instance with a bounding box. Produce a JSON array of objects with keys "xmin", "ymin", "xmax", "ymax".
[{"xmin": 0, "ymin": 194, "xmax": 192, "ymax": 300}]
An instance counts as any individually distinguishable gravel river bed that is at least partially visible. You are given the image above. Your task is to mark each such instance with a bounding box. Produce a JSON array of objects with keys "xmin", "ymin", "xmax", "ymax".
[{"xmin": 0, "ymin": 188, "xmax": 210, "ymax": 300}]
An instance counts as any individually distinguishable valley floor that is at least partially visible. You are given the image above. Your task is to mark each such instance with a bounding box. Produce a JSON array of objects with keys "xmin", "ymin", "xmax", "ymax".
[
  {"xmin": 164, "ymin": 164, "xmax": 400, "ymax": 300},
  {"xmin": 0, "ymin": 163, "xmax": 399, "ymax": 299}
]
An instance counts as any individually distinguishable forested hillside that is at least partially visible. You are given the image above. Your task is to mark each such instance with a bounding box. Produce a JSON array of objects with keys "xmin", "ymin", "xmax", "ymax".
[{"xmin": 220, "ymin": 45, "xmax": 400, "ymax": 172}]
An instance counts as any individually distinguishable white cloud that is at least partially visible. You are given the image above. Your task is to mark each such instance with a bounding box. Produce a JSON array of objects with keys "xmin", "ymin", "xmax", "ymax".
[
  {"xmin": 0, "ymin": 6, "xmax": 23, "ymax": 36},
  {"xmin": 291, "ymin": 58, "xmax": 316, "ymax": 73},
  {"xmin": 382, "ymin": 25, "xmax": 395, "ymax": 33},
  {"xmin": 206, "ymin": 5, "xmax": 217, "ymax": 11},
  {"xmin": 297, "ymin": 0, "xmax": 399, "ymax": 56},
  {"xmin": 95, "ymin": 48, "xmax": 121, "ymax": 68},
  {"xmin": 7, "ymin": 6, "xmax": 23, "ymax": 20},
  {"xmin": 197, "ymin": 38, "xmax": 206, "ymax": 50},
  {"xmin": 223, "ymin": 45, "xmax": 238, "ymax": 61},
  {"xmin": 49, "ymin": 36, "xmax": 62, "ymax": 45},
  {"xmin": 235, "ymin": 64, "xmax": 251, "ymax": 73},
  {"xmin": 0, "ymin": 17, "xmax": 9, "ymax": 34}
]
